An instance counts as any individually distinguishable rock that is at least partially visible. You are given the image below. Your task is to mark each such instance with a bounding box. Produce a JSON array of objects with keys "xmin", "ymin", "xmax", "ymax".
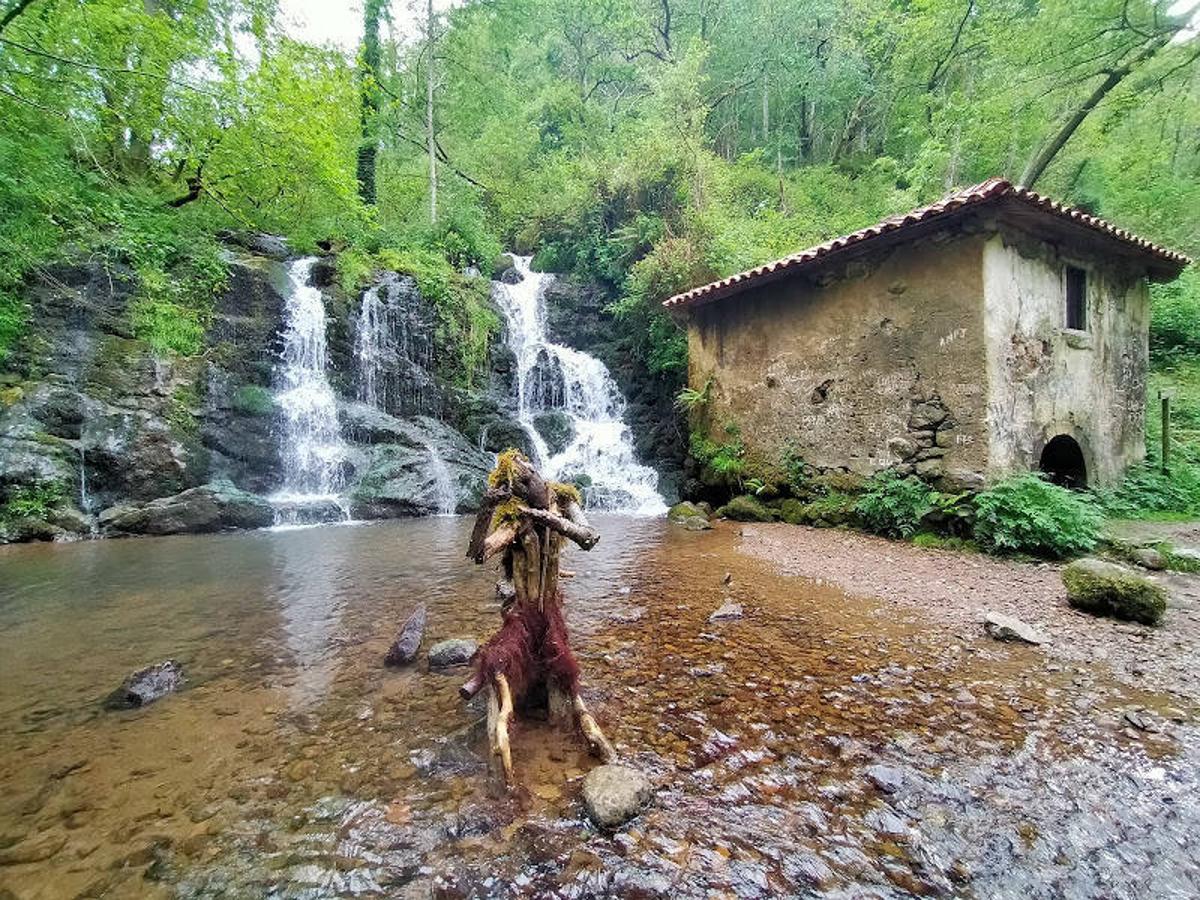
[
  {"xmin": 385, "ymin": 604, "xmax": 427, "ymax": 666},
  {"xmin": 714, "ymin": 495, "xmax": 776, "ymax": 522},
  {"xmin": 99, "ymin": 482, "xmax": 273, "ymax": 536},
  {"xmin": 784, "ymin": 853, "xmax": 835, "ymax": 890},
  {"xmin": 581, "ymin": 764, "xmax": 653, "ymax": 828},
  {"xmin": 428, "ymin": 638, "xmax": 477, "ymax": 669},
  {"xmin": 491, "ymin": 254, "xmax": 516, "ymax": 280},
  {"xmin": 983, "ymin": 611, "xmax": 1048, "ymax": 645},
  {"xmin": 107, "ymin": 660, "xmax": 184, "ymax": 709},
  {"xmin": 668, "ymin": 501, "xmax": 706, "ymax": 522},
  {"xmin": 682, "ymin": 515, "xmax": 712, "ymax": 531},
  {"xmin": 1062, "ymin": 558, "xmax": 1167, "ymax": 626},
  {"xmin": 222, "ymin": 231, "xmax": 290, "ymax": 259},
  {"xmin": 864, "ymin": 764, "xmax": 904, "ymax": 794},
  {"xmin": 532, "ymin": 410, "xmax": 575, "ymax": 456},
  {"xmin": 0, "ymin": 832, "xmax": 68, "ymax": 866},
  {"xmin": 709, "ymin": 600, "xmax": 744, "ymax": 622},
  {"xmin": 1132, "ymin": 547, "xmax": 1165, "ymax": 570}
]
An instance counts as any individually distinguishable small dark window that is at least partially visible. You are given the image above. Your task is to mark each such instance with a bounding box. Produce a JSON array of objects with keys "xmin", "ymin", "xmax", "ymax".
[{"xmin": 1065, "ymin": 266, "xmax": 1087, "ymax": 331}]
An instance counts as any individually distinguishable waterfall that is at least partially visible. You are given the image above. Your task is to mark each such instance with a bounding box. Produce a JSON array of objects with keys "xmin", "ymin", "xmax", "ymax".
[
  {"xmin": 352, "ymin": 273, "xmax": 438, "ymax": 417},
  {"xmin": 270, "ymin": 257, "xmax": 350, "ymax": 522},
  {"xmin": 492, "ymin": 255, "xmax": 666, "ymax": 515},
  {"xmin": 425, "ymin": 442, "xmax": 457, "ymax": 516}
]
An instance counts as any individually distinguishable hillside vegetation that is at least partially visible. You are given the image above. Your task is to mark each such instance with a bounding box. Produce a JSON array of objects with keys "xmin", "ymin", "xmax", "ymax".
[{"xmin": 1, "ymin": 0, "xmax": 1198, "ymax": 506}]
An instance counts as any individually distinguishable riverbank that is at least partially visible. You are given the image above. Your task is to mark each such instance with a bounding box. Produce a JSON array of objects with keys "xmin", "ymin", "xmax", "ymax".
[{"xmin": 739, "ymin": 522, "xmax": 1200, "ymax": 705}]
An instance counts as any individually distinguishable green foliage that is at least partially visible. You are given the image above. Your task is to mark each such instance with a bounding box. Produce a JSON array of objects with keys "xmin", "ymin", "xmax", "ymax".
[
  {"xmin": 0, "ymin": 291, "xmax": 25, "ymax": 364},
  {"xmin": 1, "ymin": 481, "xmax": 64, "ymax": 521},
  {"xmin": 1150, "ymin": 269, "xmax": 1200, "ymax": 359},
  {"xmin": 1063, "ymin": 559, "xmax": 1167, "ymax": 625},
  {"xmin": 974, "ymin": 474, "xmax": 1101, "ymax": 558},
  {"xmin": 1095, "ymin": 463, "xmax": 1200, "ymax": 520},
  {"xmin": 912, "ymin": 532, "xmax": 979, "ymax": 552},
  {"xmin": 675, "ymin": 378, "xmax": 712, "ymax": 414},
  {"xmin": 855, "ymin": 473, "xmax": 935, "ymax": 538}
]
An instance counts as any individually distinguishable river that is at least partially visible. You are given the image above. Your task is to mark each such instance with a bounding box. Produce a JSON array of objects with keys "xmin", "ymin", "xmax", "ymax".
[{"xmin": 1, "ymin": 519, "xmax": 1198, "ymax": 898}]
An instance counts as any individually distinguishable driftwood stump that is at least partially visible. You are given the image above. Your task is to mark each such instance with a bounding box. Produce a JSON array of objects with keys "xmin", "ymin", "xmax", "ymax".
[{"xmin": 462, "ymin": 450, "xmax": 615, "ymax": 782}]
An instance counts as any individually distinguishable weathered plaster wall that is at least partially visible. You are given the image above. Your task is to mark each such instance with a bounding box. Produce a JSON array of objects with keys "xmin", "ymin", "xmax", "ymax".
[
  {"xmin": 982, "ymin": 231, "xmax": 1148, "ymax": 486},
  {"xmin": 686, "ymin": 232, "xmax": 991, "ymax": 488}
]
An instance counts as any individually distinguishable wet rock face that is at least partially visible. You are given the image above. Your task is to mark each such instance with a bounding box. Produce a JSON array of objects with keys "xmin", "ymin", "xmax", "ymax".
[
  {"xmin": 581, "ymin": 764, "xmax": 653, "ymax": 828},
  {"xmin": 106, "ymin": 660, "xmax": 184, "ymax": 709},
  {"xmin": 532, "ymin": 410, "xmax": 574, "ymax": 456}
]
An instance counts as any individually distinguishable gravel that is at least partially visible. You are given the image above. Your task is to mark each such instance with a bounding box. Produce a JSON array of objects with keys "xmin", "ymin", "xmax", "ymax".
[{"xmin": 740, "ymin": 524, "xmax": 1200, "ymax": 703}]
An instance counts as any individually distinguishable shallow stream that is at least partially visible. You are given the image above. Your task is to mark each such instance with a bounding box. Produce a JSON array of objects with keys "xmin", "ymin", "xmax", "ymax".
[{"xmin": 1, "ymin": 519, "xmax": 1197, "ymax": 898}]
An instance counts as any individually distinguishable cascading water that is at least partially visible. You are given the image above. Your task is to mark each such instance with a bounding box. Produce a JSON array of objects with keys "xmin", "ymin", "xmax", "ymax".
[
  {"xmin": 425, "ymin": 442, "xmax": 457, "ymax": 516},
  {"xmin": 270, "ymin": 257, "xmax": 350, "ymax": 523},
  {"xmin": 492, "ymin": 256, "xmax": 666, "ymax": 514}
]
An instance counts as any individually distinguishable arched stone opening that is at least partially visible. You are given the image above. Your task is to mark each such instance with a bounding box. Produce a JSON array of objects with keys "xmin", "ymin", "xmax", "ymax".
[{"xmin": 1039, "ymin": 435, "xmax": 1087, "ymax": 489}]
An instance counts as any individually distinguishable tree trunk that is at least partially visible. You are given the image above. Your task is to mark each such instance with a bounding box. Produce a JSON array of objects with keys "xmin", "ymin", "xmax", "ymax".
[
  {"xmin": 426, "ymin": 0, "xmax": 437, "ymax": 224},
  {"xmin": 1019, "ymin": 35, "xmax": 1170, "ymax": 189},
  {"xmin": 356, "ymin": 0, "xmax": 383, "ymax": 205}
]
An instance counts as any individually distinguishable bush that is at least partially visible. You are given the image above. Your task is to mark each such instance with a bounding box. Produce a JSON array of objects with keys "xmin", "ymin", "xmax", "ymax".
[
  {"xmin": 1062, "ymin": 558, "xmax": 1167, "ymax": 625},
  {"xmin": 1, "ymin": 481, "xmax": 64, "ymax": 521},
  {"xmin": 1094, "ymin": 463, "xmax": 1200, "ymax": 519},
  {"xmin": 855, "ymin": 473, "xmax": 933, "ymax": 538},
  {"xmin": 973, "ymin": 474, "xmax": 1101, "ymax": 558}
]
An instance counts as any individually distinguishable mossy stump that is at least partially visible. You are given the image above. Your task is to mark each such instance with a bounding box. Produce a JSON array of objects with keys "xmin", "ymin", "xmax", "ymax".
[{"xmin": 462, "ymin": 450, "xmax": 615, "ymax": 784}]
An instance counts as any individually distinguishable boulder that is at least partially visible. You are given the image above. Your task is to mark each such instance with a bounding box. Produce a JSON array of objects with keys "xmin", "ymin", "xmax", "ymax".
[
  {"xmin": 681, "ymin": 515, "xmax": 712, "ymax": 531},
  {"xmin": 983, "ymin": 611, "xmax": 1048, "ymax": 645},
  {"xmin": 385, "ymin": 604, "xmax": 427, "ymax": 666},
  {"xmin": 106, "ymin": 660, "xmax": 184, "ymax": 709},
  {"xmin": 99, "ymin": 482, "xmax": 273, "ymax": 536},
  {"xmin": 491, "ymin": 254, "xmax": 516, "ymax": 280},
  {"xmin": 668, "ymin": 501, "xmax": 706, "ymax": 522},
  {"xmin": 581, "ymin": 764, "xmax": 653, "ymax": 828},
  {"xmin": 715, "ymin": 495, "xmax": 775, "ymax": 522},
  {"xmin": 1062, "ymin": 558, "xmax": 1167, "ymax": 626},
  {"xmin": 428, "ymin": 638, "xmax": 478, "ymax": 670},
  {"xmin": 1132, "ymin": 547, "xmax": 1165, "ymax": 570}
]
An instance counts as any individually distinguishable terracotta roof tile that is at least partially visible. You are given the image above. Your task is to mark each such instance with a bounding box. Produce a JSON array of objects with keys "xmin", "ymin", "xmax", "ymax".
[{"xmin": 663, "ymin": 178, "xmax": 1190, "ymax": 310}]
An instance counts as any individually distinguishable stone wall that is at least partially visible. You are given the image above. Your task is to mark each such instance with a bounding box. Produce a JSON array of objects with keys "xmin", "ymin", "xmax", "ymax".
[
  {"xmin": 982, "ymin": 229, "xmax": 1149, "ymax": 486},
  {"xmin": 685, "ymin": 231, "xmax": 992, "ymax": 490}
]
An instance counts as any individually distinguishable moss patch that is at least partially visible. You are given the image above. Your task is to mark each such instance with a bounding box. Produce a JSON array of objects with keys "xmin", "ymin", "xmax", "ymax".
[{"xmin": 715, "ymin": 495, "xmax": 776, "ymax": 522}]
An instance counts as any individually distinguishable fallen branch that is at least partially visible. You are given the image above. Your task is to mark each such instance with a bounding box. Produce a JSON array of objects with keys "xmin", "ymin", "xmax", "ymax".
[{"xmin": 520, "ymin": 507, "xmax": 599, "ymax": 550}]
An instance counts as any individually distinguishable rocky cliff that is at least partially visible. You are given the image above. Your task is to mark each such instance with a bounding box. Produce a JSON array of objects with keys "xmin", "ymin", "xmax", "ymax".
[{"xmin": 0, "ymin": 242, "xmax": 679, "ymax": 544}]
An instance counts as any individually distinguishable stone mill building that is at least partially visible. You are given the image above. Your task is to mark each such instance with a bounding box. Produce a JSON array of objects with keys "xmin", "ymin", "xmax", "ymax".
[{"xmin": 665, "ymin": 179, "xmax": 1190, "ymax": 490}]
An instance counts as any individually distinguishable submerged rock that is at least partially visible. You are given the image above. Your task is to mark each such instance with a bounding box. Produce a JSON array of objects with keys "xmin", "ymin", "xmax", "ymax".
[
  {"xmin": 983, "ymin": 611, "xmax": 1048, "ymax": 645},
  {"xmin": 107, "ymin": 660, "xmax": 184, "ymax": 709},
  {"xmin": 428, "ymin": 638, "xmax": 478, "ymax": 670},
  {"xmin": 864, "ymin": 764, "xmax": 905, "ymax": 794},
  {"xmin": 709, "ymin": 600, "xmax": 744, "ymax": 622},
  {"xmin": 385, "ymin": 604, "xmax": 427, "ymax": 666},
  {"xmin": 1062, "ymin": 558, "xmax": 1167, "ymax": 626},
  {"xmin": 682, "ymin": 515, "xmax": 712, "ymax": 531},
  {"xmin": 582, "ymin": 764, "xmax": 653, "ymax": 828}
]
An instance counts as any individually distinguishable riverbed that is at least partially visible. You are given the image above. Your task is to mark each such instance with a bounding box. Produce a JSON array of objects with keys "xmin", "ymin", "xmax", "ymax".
[{"xmin": 1, "ymin": 518, "xmax": 1197, "ymax": 898}]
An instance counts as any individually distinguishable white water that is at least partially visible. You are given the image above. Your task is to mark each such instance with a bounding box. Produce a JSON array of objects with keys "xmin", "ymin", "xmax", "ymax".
[
  {"xmin": 354, "ymin": 276, "xmax": 390, "ymax": 410},
  {"xmin": 425, "ymin": 442, "xmax": 457, "ymax": 516},
  {"xmin": 492, "ymin": 255, "xmax": 666, "ymax": 515},
  {"xmin": 270, "ymin": 257, "xmax": 350, "ymax": 521}
]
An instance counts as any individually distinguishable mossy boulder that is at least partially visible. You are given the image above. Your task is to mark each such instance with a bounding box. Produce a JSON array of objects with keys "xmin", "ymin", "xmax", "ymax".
[
  {"xmin": 776, "ymin": 498, "xmax": 808, "ymax": 525},
  {"xmin": 715, "ymin": 495, "xmax": 776, "ymax": 522},
  {"xmin": 774, "ymin": 493, "xmax": 858, "ymax": 527},
  {"xmin": 1062, "ymin": 558, "xmax": 1167, "ymax": 626},
  {"xmin": 668, "ymin": 501, "xmax": 707, "ymax": 522}
]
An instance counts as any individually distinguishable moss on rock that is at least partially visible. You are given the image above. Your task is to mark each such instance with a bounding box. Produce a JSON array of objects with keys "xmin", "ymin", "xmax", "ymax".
[
  {"xmin": 715, "ymin": 495, "xmax": 776, "ymax": 522},
  {"xmin": 668, "ymin": 501, "xmax": 706, "ymax": 522},
  {"xmin": 1062, "ymin": 558, "xmax": 1167, "ymax": 626}
]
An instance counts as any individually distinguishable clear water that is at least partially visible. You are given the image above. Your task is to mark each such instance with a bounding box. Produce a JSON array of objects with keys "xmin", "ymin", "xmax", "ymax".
[
  {"xmin": 492, "ymin": 256, "xmax": 666, "ymax": 515},
  {"xmin": 0, "ymin": 521, "xmax": 1196, "ymax": 898},
  {"xmin": 270, "ymin": 257, "xmax": 350, "ymax": 521}
]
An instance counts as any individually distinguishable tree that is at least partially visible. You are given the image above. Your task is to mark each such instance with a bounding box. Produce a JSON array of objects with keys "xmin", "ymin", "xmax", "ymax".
[{"xmin": 357, "ymin": 0, "xmax": 385, "ymax": 204}]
